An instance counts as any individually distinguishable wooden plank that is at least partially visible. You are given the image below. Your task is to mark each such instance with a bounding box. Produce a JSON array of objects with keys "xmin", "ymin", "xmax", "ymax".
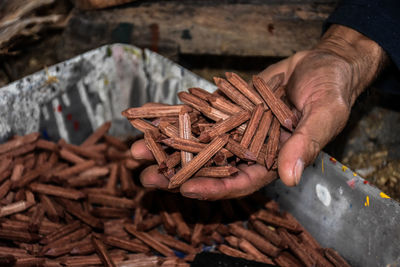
[{"xmin": 61, "ymin": 1, "xmax": 336, "ymax": 59}]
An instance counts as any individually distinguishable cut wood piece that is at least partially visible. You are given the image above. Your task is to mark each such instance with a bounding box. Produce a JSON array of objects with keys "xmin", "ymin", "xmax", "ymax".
[
  {"xmin": 129, "ymin": 118, "xmax": 159, "ymax": 133},
  {"xmin": 102, "ymin": 235, "xmax": 150, "ymax": 253},
  {"xmin": 159, "ymin": 121, "xmax": 179, "ymax": 138},
  {"xmin": 41, "ymin": 226, "xmax": 91, "ymax": 255},
  {"xmin": 91, "ymin": 236, "xmax": 116, "ymax": 267},
  {"xmin": 0, "ymin": 180, "xmax": 12, "ymax": 199},
  {"xmin": 188, "ymin": 87, "xmax": 213, "ymax": 100},
  {"xmin": 213, "ymin": 77, "xmax": 255, "ymax": 111},
  {"xmin": 278, "ymin": 228, "xmax": 315, "ymax": 266},
  {"xmin": 254, "ymin": 209, "xmax": 302, "ymax": 233},
  {"xmin": 168, "ymin": 135, "xmax": 229, "ymax": 189},
  {"xmin": 240, "ymin": 104, "xmax": 265, "ymax": 148},
  {"xmin": 0, "ymin": 200, "xmax": 34, "ymax": 217},
  {"xmin": 165, "ymin": 151, "xmax": 181, "ymax": 169},
  {"xmin": 217, "ymin": 244, "xmax": 255, "ymax": 262},
  {"xmin": 256, "ymin": 144, "xmax": 267, "ymax": 166},
  {"xmin": 79, "ymin": 166, "xmax": 109, "ymax": 178},
  {"xmin": 30, "ymin": 183, "xmax": 85, "ymax": 200},
  {"xmin": 40, "ymin": 221, "xmax": 81, "ymax": 245},
  {"xmin": 274, "ymin": 251, "xmax": 304, "ymax": 267},
  {"xmin": 0, "ymin": 132, "xmax": 39, "ymax": 155},
  {"xmin": 12, "ymin": 162, "xmax": 53, "ymax": 188},
  {"xmin": 60, "ymin": 142, "xmax": 105, "ymax": 160},
  {"xmin": 324, "ymin": 248, "xmax": 352, "ymax": 267},
  {"xmin": 249, "ymin": 219, "xmax": 283, "ymax": 248},
  {"xmin": 228, "ymin": 223, "xmax": 280, "ymax": 258},
  {"xmin": 249, "ymin": 111, "xmax": 273, "ymax": 158},
  {"xmin": 124, "ymin": 224, "xmax": 175, "ymax": 257},
  {"xmin": 225, "ymin": 138, "xmax": 257, "ymax": 161},
  {"xmin": 36, "ymin": 139, "xmax": 58, "ymax": 151},
  {"xmin": 150, "ymin": 230, "xmax": 197, "ymax": 254},
  {"xmin": 59, "ymin": 253, "xmax": 125, "ymax": 266},
  {"xmin": 206, "ymin": 94, "xmax": 244, "ymax": 115},
  {"xmin": 199, "ymin": 110, "xmax": 251, "ymax": 143},
  {"xmin": 0, "ymin": 229, "xmax": 40, "ymax": 243},
  {"xmin": 39, "ymin": 194, "xmax": 60, "ymax": 222},
  {"xmin": 0, "ymin": 157, "xmax": 12, "ymax": 174},
  {"xmin": 59, "ymin": 148, "xmax": 85, "ymax": 164},
  {"xmin": 57, "ymin": 199, "xmax": 104, "ymax": 230},
  {"xmin": 225, "ymin": 72, "xmax": 265, "ymax": 107},
  {"xmin": 253, "ymin": 75, "xmax": 297, "ymax": 131},
  {"xmin": 54, "ymin": 160, "xmax": 96, "ymax": 179},
  {"xmin": 178, "ymin": 91, "xmax": 229, "ymax": 121},
  {"xmin": 238, "ymin": 238, "xmax": 274, "ymax": 264},
  {"xmin": 87, "ymin": 193, "xmax": 136, "ymax": 209},
  {"xmin": 265, "ymin": 117, "xmax": 280, "ymax": 169},
  {"xmin": 161, "ymin": 138, "xmax": 205, "ymax": 153},
  {"xmin": 179, "ymin": 111, "xmax": 193, "ymax": 166},
  {"xmin": 105, "ymin": 163, "xmax": 118, "ymax": 193},
  {"xmin": 81, "ymin": 121, "xmax": 111, "ymax": 147},
  {"xmin": 122, "ymin": 105, "xmax": 192, "ymax": 119},
  {"xmin": 144, "ymin": 130, "xmax": 168, "ymax": 167},
  {"xmin": 225, "ymin": 236, "xmax": 240, "ymax": 248},
  {"xmin": 120, "ymin": 164, "xmax": 136, "ymax": 197}
]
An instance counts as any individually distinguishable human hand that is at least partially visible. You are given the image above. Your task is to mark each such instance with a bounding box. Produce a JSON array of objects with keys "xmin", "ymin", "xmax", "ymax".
[
  {"xmin": 131, "ymin": 24, "xmax": 386, "ymax": 199},
  {"xmin": 258, "ymin": 24, "xmax": 387, "ymax": 186}
]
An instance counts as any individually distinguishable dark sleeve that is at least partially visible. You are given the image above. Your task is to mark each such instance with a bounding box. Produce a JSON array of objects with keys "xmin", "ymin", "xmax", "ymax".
[{"xmin": 324, "ymin": 0, "xmax": 400, "ymax": 69}]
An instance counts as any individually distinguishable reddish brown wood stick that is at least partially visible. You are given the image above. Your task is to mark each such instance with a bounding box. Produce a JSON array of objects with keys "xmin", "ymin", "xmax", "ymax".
[
  {"xmin": 0, "ymin": 132, "xmax": 39, "ymax": 155},
  {"xmin": 91, "ymin": 236, "xmax": 116, "ymax": 267},
  {"xmin": 225, "ymin": 72, "xmax": 265, "ymax": 107},
  {"xmin": 122, "ymin": 105, "xmax": 192, "ymax": 119},
  {"xmin": 214, "ymin": 77, "xmax": 255, "ymax": 111},
  {"xmin": 195, "ymin": 166, "xmax": 239, "ymax": 177},
  {"xmin": 207, "ymin": 94, "xmax": 244, "ymax": 115},
  {"xmin": 178, "ymin": 91, "xmax": 229, "ymax": 121},
  {"xmin": 168, "ymin": 135, "xmax": 229, "ymax": 189},
  {"xmin": 240, "ymin": 104, "xmax": 265, "ymax": 148},
  {"xmin": 199, "ymin": 110, "xmax": 251, "ymax": 143},
  {"xmin": 179, "ymin": 111, "xmax": 193, "ymax": 166},
  {"xmin": 30, "ymin": 183, "xmax": 85, "ymax": 200},
  {"xmin": 265, "ymin": 117, "xmax": 280, "ymax": 169},
  {"xmin": 102, "ymin": 235, "xmax": 150, "ymax": 253},
  {"xmin": 144, "ymin": 130, "xmax": 168, "ymax": 166},
  {"xmin": 228, "ymin": 223, "xmax": 280, "ymax": 258},
  {"xmin": 81, "ymin": 121, "xmax": 111, "ymax": 147},
  {"xmin": 253, "ymin": 75, "xmax": 297, "ymax": 131},
  {"xmin": 249, "ymin": 111, "xmax": 273, "ymax": 158},
  {"xmin": 124, "ymin": 224, "xmax": 175, "ymax": 257}
]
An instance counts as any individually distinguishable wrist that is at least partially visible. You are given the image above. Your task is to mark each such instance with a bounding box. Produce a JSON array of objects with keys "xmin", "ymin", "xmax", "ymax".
[{"xmin": 315, "ymin": 24, "xmax": 388, "ymax": 104}]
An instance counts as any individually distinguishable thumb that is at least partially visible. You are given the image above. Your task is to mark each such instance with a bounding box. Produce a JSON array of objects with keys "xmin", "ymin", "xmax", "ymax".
[{"xmin": 277, "ymin": 95, "xmax": 350, "ymax": 186}]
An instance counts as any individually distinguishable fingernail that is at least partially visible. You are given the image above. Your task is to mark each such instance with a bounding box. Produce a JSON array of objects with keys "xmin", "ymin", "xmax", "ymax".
[
  {"xmin": 182, "ymin": 192, "xmax": 204, "ymax": 200},
  {"xmin": 294, "ymin": 159, "xmax": 304, "ymax": 185}
]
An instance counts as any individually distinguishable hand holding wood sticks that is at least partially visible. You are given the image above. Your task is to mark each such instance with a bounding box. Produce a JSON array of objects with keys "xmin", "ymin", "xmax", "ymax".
[{"xmin": 122, "ymin": 72, "xmax": 298, "ymax": 189}]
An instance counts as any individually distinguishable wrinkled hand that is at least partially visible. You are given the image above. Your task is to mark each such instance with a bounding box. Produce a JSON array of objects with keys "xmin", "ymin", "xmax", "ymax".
[{"xmin": 131, "ymin": 25, "xmax": 387, "ymax": 200}]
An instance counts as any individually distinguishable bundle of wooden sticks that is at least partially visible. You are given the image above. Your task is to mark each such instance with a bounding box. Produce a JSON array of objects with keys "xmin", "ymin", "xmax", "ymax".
[
  {"xmin": 0, "ymin": 122, "xmax": 350, "ymax": 266},
  {"xmin": 122, "ymin": 72, "xmax": 298, "ymax": 189}
]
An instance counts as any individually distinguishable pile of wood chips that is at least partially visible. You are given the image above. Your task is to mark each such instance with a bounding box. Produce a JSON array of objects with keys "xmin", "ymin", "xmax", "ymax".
[
  {"xmin": 0, "ymin": 120, "xmax": 352, "ymax": 266},
  {"xmin": 122, "ymin": 72, "xmax": 298, "ymax": 189}
]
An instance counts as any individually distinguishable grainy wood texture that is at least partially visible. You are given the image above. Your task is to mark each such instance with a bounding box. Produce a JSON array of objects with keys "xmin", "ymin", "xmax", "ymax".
[{"xmin": 60, "ymin": 1, "xmax": 337, "ymax": 59}]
